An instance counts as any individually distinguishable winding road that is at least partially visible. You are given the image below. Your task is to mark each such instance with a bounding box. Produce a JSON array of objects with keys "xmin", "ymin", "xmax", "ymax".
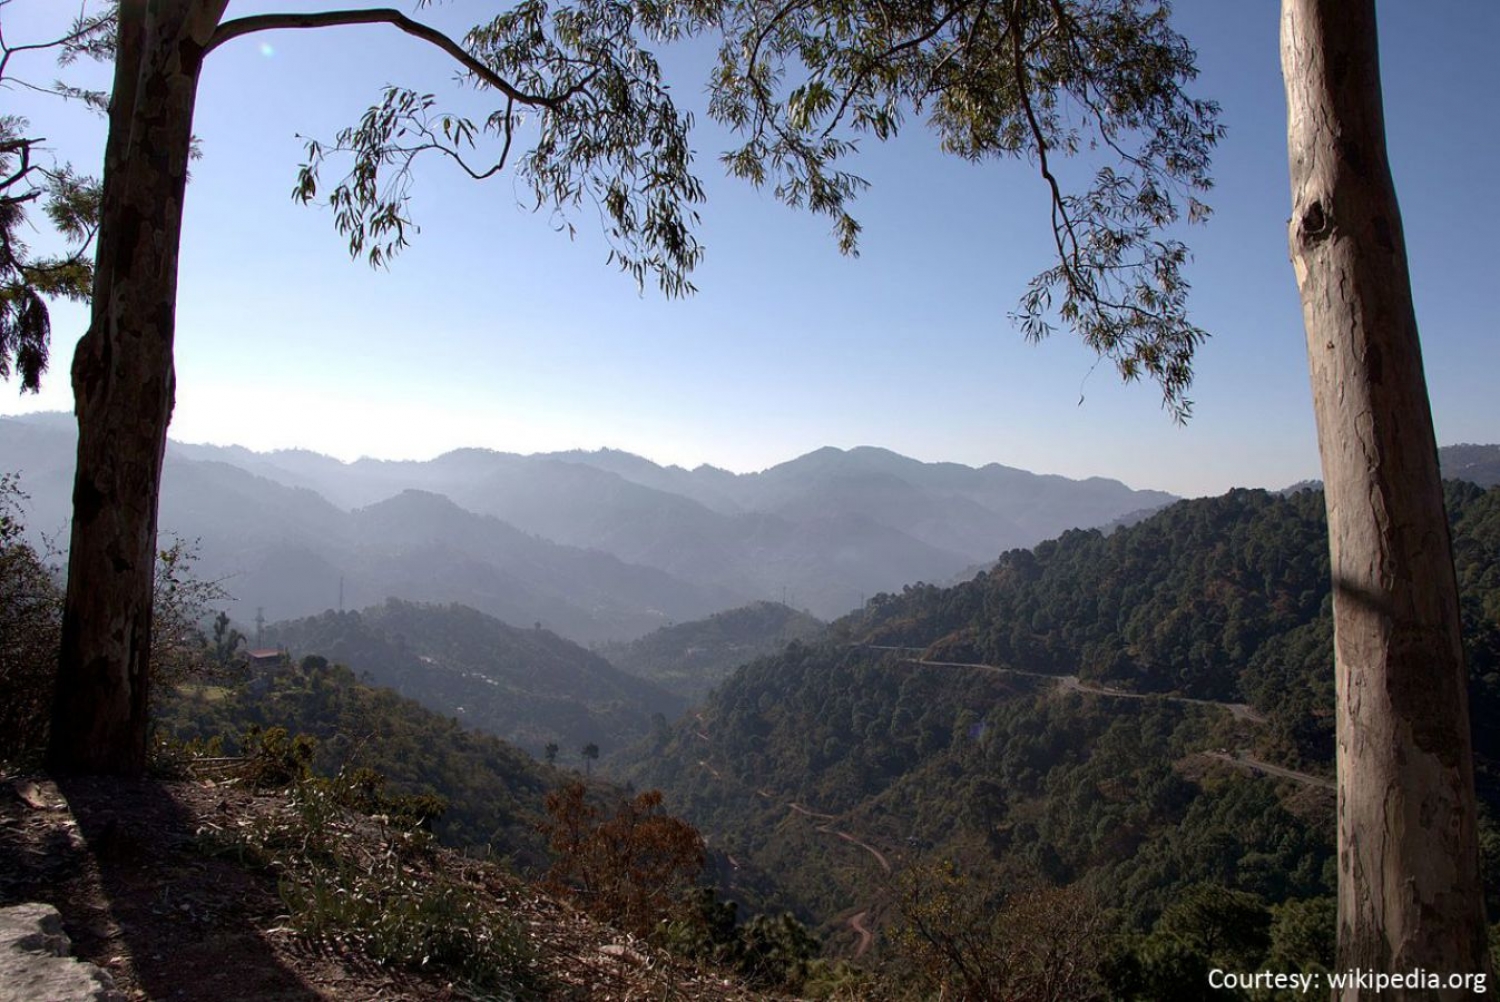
[
  {"xmin": 683, "ymin": 647, "xmax": 1297, "ymax": 962},
  {"xmin": 886, "ymin": 651, "xmax": 1268, "ymax": 724},
  {"xmin": 695, "ymin": 724, "xmax": 891, "ymax": 958},
  {"xmin": 1203, "ymin": 750, "xmax": 1333, "ymax": 791},
  {"xmin": 846, "ymin": 910, "xmax": 874, "ymax": 958}
]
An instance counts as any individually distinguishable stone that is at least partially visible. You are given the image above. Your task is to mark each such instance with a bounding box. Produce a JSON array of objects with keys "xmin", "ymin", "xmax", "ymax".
[{"xmin": 0, "ymin": 903, "xmax": 125, "ymax": 1002}]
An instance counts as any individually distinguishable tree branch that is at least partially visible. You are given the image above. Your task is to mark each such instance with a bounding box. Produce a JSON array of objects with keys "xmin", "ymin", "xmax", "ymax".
[
  {"xmin": 0, "ymin": 135, "xmax": 35, "ymax": 182},
  {"xmin": 747, "ymin": 0, "xmax": 817, "ymax": 77},
  {"xmin": 819, "ymin": 0, "xmax": 969, "ymax": 140},
  {"xmin": 205, "ymin": 8, "xmax": 566, "ymax": 110},
  {"xmin": 1006, "ymin": 0, "xmax": 1082, "ymax": 280},
  {"xmin": 0, "ymin": 14, "xmax": 101, "ymax": 76}
]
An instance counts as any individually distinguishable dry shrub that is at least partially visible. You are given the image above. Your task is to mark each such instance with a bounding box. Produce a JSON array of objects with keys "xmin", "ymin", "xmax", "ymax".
[
  {"xmin": 540, "ymin": 781, "xmax": 705, "ymax": 936},
  {"xmin": 894, "ymin": 861, "xmax": 1109, "ymax": 1002}
]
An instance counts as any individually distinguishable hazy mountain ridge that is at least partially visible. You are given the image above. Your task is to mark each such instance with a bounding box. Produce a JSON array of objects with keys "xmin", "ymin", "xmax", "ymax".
[
  {"xmin": 1440, "ymin": 444, "xmax": 1500, "ymax": 488},
  {"xmin": 556, "ymin": 443, "xmax": 1180, "ymax": 559},
  {"xmin": 265, "ymin": 599, "xmax": 683, "ymax": 756},
  {"xmin": 3, "ymin": 412, "xmax": 1187, "ymax": 630},
  {"xmin": 548, "ymin": 447, "xmax": 747, "ymax": 513},
  {"xmin": 177, "ymin": 436, "xmax": 1185, "ymax": 620},
  {"xmin": 1276, "ymin": 444, "xmax": 1499, "ymax": 493},
  {"xmin": 250, "ymin": 447, "xmax": 978, "ymax": 617},
  {"xmin": 0, "ymin": 417, "xmax": 727, "ymax": 641}
]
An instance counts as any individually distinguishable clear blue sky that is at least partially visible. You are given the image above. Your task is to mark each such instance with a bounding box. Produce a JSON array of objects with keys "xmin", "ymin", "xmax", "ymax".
[{"xmin": 3, "ymin": 1, "xmax": 1496, "ymax": 497}]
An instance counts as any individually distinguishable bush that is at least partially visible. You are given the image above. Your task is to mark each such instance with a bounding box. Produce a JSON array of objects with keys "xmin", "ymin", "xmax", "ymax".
[
  {"xmin": 336, "ymin": 766, "xmax": 448, "ymax": 831},
  {"xmin": 0, "ymin": 474, "xmax": 61, "ymax": 762},
  {"xmin": 148, "ymin": 731, "xmax": 227, "ymax": 779},
  {"xmin": 738, "ymin": 911, "xmax": 820, "ymax": 990},
  {"xmin": 149, "ymin": 535, "xmax": 240, "ymax": 699},
  {"xmin": 212, "ymin": 764, "xmax": 533, "ymax": 995},
  {"xmin": 893, "ymin": 862, "xmax": 1109, "ymax": 1002},
  {"xmin": 241, "ymin": 725, "xmax": 317, "ymax": 788},
  {"xmin": 658, "ymin": 886, "xmax": 824, "ymax": 992},
  {"xmin": 540, "ymin": 781, "xmax": 705, "ymax": 936},
  {"xmin": 281, "ymin": 853, "xmax": 531, "ymax": 992}
]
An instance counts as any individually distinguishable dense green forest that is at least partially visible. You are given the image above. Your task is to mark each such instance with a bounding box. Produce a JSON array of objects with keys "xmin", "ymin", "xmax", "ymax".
[
  {"xmin": 264, "ymin": 599, "xmax": 683, "ymax": 756},
  {"xmin": 599, "ymin": 601, "xmax": 825, "ymax": 703},
  {"xmin": 841, "ymin": 482, "xmax": 1500, "ymax": 775},
  {"xmin": 624, "ymin": 483, "xmax": 1500, "ymax": 992}
]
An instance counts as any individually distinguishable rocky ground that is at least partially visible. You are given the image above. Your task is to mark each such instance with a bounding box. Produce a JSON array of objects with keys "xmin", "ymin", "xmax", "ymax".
[{"xmin": 0, "ymin": 770, "xmax": 791, "ymax": 1001}]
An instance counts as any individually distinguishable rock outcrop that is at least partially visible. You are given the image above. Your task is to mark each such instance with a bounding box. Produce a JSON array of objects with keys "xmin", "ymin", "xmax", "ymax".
[{"xmin": 0, "ymin": 902, "xmax": 123, "ymax": 1002}]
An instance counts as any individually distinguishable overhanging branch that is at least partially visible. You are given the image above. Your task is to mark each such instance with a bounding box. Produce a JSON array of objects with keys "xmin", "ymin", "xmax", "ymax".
[{"xmin": 205, "ymin": 8, "xmax": 564, "ymax": 110}]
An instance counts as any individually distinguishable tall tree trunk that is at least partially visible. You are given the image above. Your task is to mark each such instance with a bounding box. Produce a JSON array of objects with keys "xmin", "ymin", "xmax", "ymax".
[
  {"xmin": 46, "ymin": 0, "xmax": 226, "ymax": 777},
  {"xmin": 1281, "ymin": 0, "xmax": 1491, "ymax": 994}
]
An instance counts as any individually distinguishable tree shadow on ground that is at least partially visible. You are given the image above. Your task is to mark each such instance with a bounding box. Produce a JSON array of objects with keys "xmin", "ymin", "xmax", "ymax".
[{"xmin": 4, "ymin": 775, "xmax": 320, "ymax": 1001}]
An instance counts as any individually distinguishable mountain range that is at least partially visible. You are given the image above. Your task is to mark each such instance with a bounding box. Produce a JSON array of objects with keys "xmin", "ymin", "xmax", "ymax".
[{"xmin": 1, "ymin": 412, "xmax": 1180, "ymax": 641}]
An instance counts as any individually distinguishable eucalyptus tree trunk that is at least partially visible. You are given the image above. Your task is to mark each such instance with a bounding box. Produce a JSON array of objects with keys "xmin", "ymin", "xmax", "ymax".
[
  {"xmin": 47, "ymin": 0, "xmax": 227, "ymax": 776},
  {"xmin": 1280, "ymin": 0, "xmax": 1491, "ymax": 993}
]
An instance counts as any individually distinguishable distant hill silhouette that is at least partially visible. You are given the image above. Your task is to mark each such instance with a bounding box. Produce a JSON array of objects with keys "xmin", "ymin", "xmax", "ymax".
[
  {"xmin": 1440, "ymin": 444, "xmax": 1500, "ymax": 487},
  {"xmin": 1279, "ymin": 444, "xmax": 1499, "ymax": 493},
  {"xmin": 47, "ymin": 413, "xmax": 1479, "ymax": 638},
  {"xmin": 0, "ymin": 416, "xmax": 731, "ymax": 641}
]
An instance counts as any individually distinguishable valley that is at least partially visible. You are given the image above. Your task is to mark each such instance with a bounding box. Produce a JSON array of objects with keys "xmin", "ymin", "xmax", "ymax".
[
  {"xmin": 4, "ymin": 427, "xmax": 1498, "ymax": 998},
  {"xmin": 617, "ymin": 478, "xmax": 1499, "ymax": 983}
]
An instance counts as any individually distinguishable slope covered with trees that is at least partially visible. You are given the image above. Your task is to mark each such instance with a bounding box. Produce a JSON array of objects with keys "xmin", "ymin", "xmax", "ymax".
[
  {"xmin": 623, "ymin": 483, "xmax": 1500, "ymax": 976},
  {"xmin": 600, "ymin": 601, "xmax": 825, "ymax": 703},
  {"xmin": 265, "ymin": 600, "xmax": 685, "ymax": 758},
  {"xmin": 850, "ymin": 482, "xmax": 1500, "ymax": 776},
  {"xmin": 157, "ymin": 654, "xmax": 562, "ymax": 865}
]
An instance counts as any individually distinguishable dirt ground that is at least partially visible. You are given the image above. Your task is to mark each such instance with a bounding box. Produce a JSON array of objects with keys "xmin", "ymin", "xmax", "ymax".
[{"xmin": 0, "ymin": 771, "xmax": 784, "ymax": 1002}]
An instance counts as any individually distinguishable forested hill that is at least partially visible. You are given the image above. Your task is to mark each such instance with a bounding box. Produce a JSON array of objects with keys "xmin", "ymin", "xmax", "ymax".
[
  {"xmin": 840, "ymin": 481, "xmax": 1500, "ymax": 771},
  {"xmin": 265, "ymin": 600, "xmax": 684, "ymax": 757},
  {"xmin": 599, "ymin": 601, "xmax": 825, "ymax": 703},
  {"xmin": 623, "ymin": 482, "xmax": 1500, "ymax": 966}
]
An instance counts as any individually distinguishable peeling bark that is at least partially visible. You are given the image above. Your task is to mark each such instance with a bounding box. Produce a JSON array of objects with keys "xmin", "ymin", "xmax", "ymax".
[
  {"xmin": 1280, "ymin": 0, "xmax": 1490, "ymax": 994},
  {"xmin": 46, "ymin": 0, "xmax": 227, "ymax": 776}
]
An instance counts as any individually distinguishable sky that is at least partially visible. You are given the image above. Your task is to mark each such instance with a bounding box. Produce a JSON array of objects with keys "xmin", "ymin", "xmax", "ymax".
[{"xmin": 2, "ymin": 1, "xmax": 1496, "ymax": 498}]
